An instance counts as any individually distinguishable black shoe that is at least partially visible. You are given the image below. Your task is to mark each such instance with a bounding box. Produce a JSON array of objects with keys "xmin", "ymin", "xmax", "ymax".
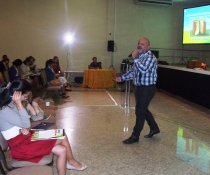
[
  {"xmin": 122, "ymin": 135, "xmax": 139, "ymax": 144},
  {"xmin": 62, "ymin": 95, "xmax": 69, "ymax": 98},
  {"xmin": 144, "ymin": 129, "xmax": 160, "ymax": 138},
  {"xmin": 60, "ymin": 93, "xmax": 66, "ymax": 96}
]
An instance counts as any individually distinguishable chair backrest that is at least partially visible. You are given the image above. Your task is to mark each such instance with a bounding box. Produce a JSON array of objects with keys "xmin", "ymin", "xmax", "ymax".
[
  {"xmin": 0, "ymin": 132, "xmax": 8, "ymax": 152},
  {"xmin": 0, "ymin": 132, "xmax": 53, "ymax": 172},
  {"xmin": 0, "ymin": 72, "xmax": 6, "ymax": 87},
  {"xmin": 40, "ymin": 69, "xmax": 48, "ymax": 87},
  {"xmin": 97, "ymin": 62, "xmax": 102, "ymax": 69},
  {"xmin": 0, "ymin": 148, "xmax": 7, "ymax": 175},
  {"xmin": 0, "ymin": 132, "xmax": 9, "ymax": 174}
]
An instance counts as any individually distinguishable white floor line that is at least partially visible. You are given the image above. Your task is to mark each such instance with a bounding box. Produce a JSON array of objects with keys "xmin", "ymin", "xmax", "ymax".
[
  {"xmin": 79, "ymin": 104, "xmax": 117, "ymax": 107},
  {"xmin": 105, "ymin": 90, "xmax": 118, "ymax": 106},
  {"xmin": 118, "ymin": 105, "xmax": 135, "ymax": 110},
  {"xmin": 57, "ymin": 104, "xmax": 118, "ymax": 109}
]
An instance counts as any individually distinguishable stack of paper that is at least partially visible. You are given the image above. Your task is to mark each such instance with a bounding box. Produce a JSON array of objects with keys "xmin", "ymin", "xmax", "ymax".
[{"xmin": 31, "ymin": 129, "xmax": 65, "ymax": 141}]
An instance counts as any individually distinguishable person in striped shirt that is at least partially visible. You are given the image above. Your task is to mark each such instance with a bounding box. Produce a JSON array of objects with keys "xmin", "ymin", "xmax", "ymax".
[{"xmin": 116, "ymin": 37, "xmax": 160, "ymax": 144}]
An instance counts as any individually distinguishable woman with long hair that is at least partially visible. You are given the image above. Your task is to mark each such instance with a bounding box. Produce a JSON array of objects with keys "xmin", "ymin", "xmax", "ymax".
[{"xmin": 0, "ymin": 80, "xmax": 87, "ymax": 175}]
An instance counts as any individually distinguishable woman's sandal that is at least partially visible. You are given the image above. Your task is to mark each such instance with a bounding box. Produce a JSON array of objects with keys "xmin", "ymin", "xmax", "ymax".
[{"xmin": 67, "ymin": 162, "xmax": 87, "ymax": 171}]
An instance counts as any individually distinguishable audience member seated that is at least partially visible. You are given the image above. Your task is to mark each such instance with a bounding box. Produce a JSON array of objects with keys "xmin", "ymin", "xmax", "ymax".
[
  {"xmin": 0, "ymin": 55, "xmax": 10, "ymax": 83},
  {"xmin": 22, "ymin": 92, "xmax": 45, "ymax": 121},
  {"xmin": 20, "ymin": 57, "xmax": 34, "ymax": 82},
  {"xmin": 52, "ymin": 56, "xmax": 71, "ymax": 91},
  {"xmin": 26, "ymin": 99, "xmax": 44, "ymax": 121},
  {"xmin": 28, "ymin": 56, "xmax": 39, "ymax": 73},
  {"xmin": 45, "ymin": 59, "xmax": 69, "ymax": 98},
  {"xmin": 88, "ymin": 57, "xmax": 102, "ymax": 69},
  {"xmin": 52, "ymin": 56, "xmax": 61, "ymax": 74},
  {"xmin": 9, "ymin": 59, "xmax": 22, "ymax": 82},
  {"xmin": 27, "ymin": 56, "xmax": 42, "ymax": 88},
  {"xmin": 0, "ymin": 80, "xmax": 87, "ymax": 175}
]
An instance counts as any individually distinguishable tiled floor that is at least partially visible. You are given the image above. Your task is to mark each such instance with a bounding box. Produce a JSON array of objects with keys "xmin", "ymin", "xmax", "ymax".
[{"xmin": 54, "ymin": 87, "xmax": 210, "ymax": 175}]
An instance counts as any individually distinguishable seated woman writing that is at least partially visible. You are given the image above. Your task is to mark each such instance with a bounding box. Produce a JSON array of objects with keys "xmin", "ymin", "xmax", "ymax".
[{"xmin": 0, "ymin": 80, "xmax": 87, "ymax": 175}]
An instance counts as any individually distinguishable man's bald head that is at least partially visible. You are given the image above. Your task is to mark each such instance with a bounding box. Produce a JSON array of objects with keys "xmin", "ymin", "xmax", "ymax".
[
  {"xmin": 138, "ymin": 37, "xmax": 150, "ymax": 52},
  {"xmin": 140, "ymin": 37, "xmax": 150, "ymax": 46}
]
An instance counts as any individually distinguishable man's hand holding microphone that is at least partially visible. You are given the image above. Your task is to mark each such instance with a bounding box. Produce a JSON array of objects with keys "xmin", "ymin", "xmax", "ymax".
[{"xmin": 115, "ymin": 49, "xmax": 139, "ymax": 82}]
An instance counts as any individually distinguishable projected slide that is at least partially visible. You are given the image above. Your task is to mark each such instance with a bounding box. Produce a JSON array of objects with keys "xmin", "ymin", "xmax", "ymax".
[{"xmin": 183, "ymin": 5, "xmax": 210, "ymax": 44}]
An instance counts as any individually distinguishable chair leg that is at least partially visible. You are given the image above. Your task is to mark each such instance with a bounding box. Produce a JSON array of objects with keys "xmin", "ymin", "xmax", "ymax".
[
  {"xmin": 0, "ymin": 147, "xmax": 6, "ymax": 174},
  {"xmin": 0, "ymin": 147, "xmax": 12, "ymax": 173},
  {"xmin": 0, "ymin": 162, "xmax": 6, "ymax": 175},
  {"xmin": 41, "ymin": 91, "xmax": 47, "ymax": 99}
]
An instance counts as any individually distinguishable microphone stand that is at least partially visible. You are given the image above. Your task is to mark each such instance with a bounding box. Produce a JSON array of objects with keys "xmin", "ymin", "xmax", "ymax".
[
  {"xmin": 122, "ymin": 62, "xmax": 132, "ymax": 135},
  {"xmin": 124, "ymin": 63, "xmax": 131, "ymax": 108}
]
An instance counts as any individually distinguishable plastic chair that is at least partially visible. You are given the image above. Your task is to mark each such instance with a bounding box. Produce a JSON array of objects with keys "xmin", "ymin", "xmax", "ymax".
[
  {"xmin": 7, "ymin": 165, "xmax": 53, "ymax": 175},
  {"xmin": 0, "ymin": 132, "xmax": 53, "ymax": 174},
  {"xmin": 39, "ymin": 69, "xmax": 61, "ymax": 98}
]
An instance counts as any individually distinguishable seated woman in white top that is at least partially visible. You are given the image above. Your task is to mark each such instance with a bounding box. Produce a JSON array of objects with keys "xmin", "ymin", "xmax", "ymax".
[
  {"xmin": 0, "ymin": 80, "xmax": 87, "ymax": 175},
  {"xmin": 20, "ymin": 57, "xmax": 34, "ymax": 82}
]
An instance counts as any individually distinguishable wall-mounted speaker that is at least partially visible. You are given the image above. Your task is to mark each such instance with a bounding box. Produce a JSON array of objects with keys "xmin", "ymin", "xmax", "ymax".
[{"xmin": 107, "ymin": 40, "xmax": 114, "ymax": 52}]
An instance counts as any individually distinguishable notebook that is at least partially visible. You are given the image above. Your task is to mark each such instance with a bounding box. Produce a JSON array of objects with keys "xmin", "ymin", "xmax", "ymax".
[
  {"xmin": 31, "ymin": 129, "xmax": 65, "ymax": 141},
  {"xmin": 32, "ymin": 122, "xmax": 55, "ymax": 130}
]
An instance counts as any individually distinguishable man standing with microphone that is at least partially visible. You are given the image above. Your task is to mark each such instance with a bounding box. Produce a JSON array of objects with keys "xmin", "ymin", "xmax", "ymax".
[{"xmin": 116, "ymin": 37, "xmax": 160, "ymax": 144}]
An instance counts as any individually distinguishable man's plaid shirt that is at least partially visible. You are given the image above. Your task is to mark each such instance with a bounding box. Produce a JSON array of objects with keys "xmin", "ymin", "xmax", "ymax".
[{"xmin": 121, "ymin": 50, "xmax": 157, "ymax": 86}]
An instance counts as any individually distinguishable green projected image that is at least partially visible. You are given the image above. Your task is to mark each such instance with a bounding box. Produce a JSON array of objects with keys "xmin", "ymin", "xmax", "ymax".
[{"xmin": 183, "ymin": 5, "xmax": 210, "ymax": 44}]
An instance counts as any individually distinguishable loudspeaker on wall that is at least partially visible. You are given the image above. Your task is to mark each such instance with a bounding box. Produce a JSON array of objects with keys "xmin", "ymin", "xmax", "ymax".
[{"xmin": 107, "ymin": 40, "xmax": 114, "ymax": 52}]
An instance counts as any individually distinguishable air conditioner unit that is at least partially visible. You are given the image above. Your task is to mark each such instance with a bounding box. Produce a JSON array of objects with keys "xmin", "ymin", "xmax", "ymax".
[{"xmin": 134, "ymin": 0, "xmax": 173, "ymax": 6}]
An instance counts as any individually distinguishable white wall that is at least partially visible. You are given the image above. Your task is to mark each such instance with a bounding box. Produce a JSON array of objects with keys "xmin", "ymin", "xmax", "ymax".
[
  {"xmin": 113, "ymin": 0, "xmax": 175, "ymax": 70},
  {"xmin": 0, "ymin": 0, "xmax": 110, "ymax": 71},
  {"xmin": 2, "ymin": 0, "xmax": 206, "ymax": 71}
]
